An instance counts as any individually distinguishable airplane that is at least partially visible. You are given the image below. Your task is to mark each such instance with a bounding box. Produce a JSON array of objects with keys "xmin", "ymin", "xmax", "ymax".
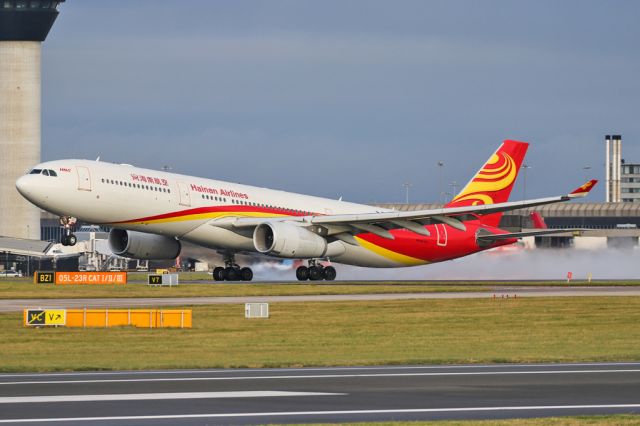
[{"xmin": 15, "ymin": 140, "xmax": 597, "ymax": 281}]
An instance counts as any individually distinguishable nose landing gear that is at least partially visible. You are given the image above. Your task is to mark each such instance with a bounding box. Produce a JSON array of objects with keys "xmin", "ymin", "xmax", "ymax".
[
  {"xmin": 213, "ymin": 253, "xmax": 253, "ymax": 282},
  {"xmin": 296, "ymin": 260, "xmax": 336, "ymax": 281},
  {"xmin": 59, "ymin": 216, "xmax": 78, "ymax": 246}
]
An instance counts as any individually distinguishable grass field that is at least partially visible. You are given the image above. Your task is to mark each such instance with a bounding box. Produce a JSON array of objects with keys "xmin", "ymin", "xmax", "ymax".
[
  {"xmin": 2, "ymin": 296, "xmax": 640, "ymax": 372},
  {"xmin": 274, "ymin": 415, "xmax": 640, "ymax": 425},
  {"xmin": 2, "ymin": 274, "xmax": 640, "ymax": 299},
  {"xmin": 0, "ymin": 280, "xmax": 488, "ymax": 299}
]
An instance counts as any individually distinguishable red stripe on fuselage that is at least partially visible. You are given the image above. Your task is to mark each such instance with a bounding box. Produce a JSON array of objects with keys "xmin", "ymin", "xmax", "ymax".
[{"xmin": 112, "ymin": 205, "xmax": 309, "ymax": 224}]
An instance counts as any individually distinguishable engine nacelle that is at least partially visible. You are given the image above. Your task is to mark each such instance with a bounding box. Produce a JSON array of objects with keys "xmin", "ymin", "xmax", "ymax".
[
  {"xmin": 108, "ymin": 229, "xmax": 181, "ymax": 260},
  {"xmin": 253, "ymin": 222, "xmax": 327, "ymax": 258}
]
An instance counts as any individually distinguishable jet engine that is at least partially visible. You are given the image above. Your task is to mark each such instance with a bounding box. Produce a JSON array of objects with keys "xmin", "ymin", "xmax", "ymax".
[
  {"xmin": 253, "ymin": 222, "xmax": 327, "ymax": 258},
  {"xmin": 108, "ymin": 229, "xmax": 181, "ymax": 260}
]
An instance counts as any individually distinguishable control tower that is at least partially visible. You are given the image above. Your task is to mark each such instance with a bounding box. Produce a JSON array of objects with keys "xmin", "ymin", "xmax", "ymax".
[{"xmin": 0, "ymin": 1, "xmax": 64, "ymax": 239}]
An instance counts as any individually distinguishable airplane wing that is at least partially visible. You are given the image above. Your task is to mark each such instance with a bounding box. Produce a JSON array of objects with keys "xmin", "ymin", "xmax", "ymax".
[{"xmin": 212, "ymin": 180, "xmax": 597, "ymax": 243}]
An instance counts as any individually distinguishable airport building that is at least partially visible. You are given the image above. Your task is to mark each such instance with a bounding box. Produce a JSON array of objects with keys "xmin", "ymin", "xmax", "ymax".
[
  {"xmin": 605, "ymin": 134, "xmax": 622, "ymax": 203},
  {"xmin": 605, "ymin": 134, "xmax": 640, "ymax": 203},
  {"xmin": 0, "ymin": 0, "xmax": 65, "ymax": 240},
  {"xmin": 621, "ymin": 162, "xmax": 640, "ymax": 203}
]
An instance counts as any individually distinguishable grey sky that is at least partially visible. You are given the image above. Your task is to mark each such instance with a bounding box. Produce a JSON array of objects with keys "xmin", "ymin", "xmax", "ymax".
[{"xmin": 41, "ymin": 0, "xmax": 640, "ymax": 204}]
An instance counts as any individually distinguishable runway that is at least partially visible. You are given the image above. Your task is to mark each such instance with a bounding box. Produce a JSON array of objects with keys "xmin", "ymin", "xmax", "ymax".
[
  {"xmin": 1, "ymin": 363, "xmax": 639, "ymax": 424},
  {"xmin": 2, "ymin": 286, "xmax": 640, "ymax": 313}
]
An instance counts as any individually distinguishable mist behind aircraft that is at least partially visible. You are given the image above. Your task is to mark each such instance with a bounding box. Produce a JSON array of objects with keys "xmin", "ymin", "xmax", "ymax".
[{"xmin": 252, "ymin": 248, "xmax": 639, "ymax": 281}]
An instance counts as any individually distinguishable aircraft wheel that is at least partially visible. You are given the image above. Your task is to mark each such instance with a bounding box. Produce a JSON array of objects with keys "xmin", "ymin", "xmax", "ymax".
[
  {"xmin": 296, "ymin": 266, "xmax": 309, "ymax": 281},
  {"xmin": 308, "ymin": 266, "xmax": 323, "ymax": 281},
  {"xmin": 240, "ymin": 267, "xmax": 253, "ymax": 281},
  {"xmin": 213, "ymin": 267, "xmax": 225, "ymax": 281},
  {"xmin": 61, "ymin": 236, "xmax": 69, "ymax": 246},
  {"xmin": 68, "ymin": 234, "xmax": 77, "ymax": 246},
  {"xmin": 224, "ymin": 267, "xmax": 239, "ymax": 281},
  {"xmin": 323, "ymin": 266, "xmax": 337, "ymax": 281}
]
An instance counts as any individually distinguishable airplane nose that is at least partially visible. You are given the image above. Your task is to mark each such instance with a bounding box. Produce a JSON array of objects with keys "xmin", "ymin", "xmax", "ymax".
[{"xmin": 15, "ymin": 175, "xmax": 33, "ymax": 199}]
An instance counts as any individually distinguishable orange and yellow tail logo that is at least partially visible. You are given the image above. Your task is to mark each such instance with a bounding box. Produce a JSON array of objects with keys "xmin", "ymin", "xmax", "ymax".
[{"xmin": 446, "ymin": 140, "xmax": 529, "ymax": 226}]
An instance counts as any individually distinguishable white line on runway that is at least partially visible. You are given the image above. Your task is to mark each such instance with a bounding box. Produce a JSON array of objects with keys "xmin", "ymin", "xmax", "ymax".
[
  {"xmin": 0, "ymin": 391, "xmax": 341, "ymax": 404},
  {"xmin": 1, "ymin": 403, "xmax": 640, "ymax": 423},
  {"xmin": 1, "ymin": 368, "xmax": 640, "ymax": 386},
  {"xmin": 2, "ymin": 362, "xmax": 640, "ymax": 379}
]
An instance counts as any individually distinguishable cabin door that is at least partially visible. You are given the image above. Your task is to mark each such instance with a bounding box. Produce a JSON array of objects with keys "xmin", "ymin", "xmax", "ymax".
[
  {"xmin": 177, "ymin": 181, "xmax": 191, "ymax": 207},
  {"xmin": 76, "ymin": 167, "xmax": 92, "ymax": 191}
]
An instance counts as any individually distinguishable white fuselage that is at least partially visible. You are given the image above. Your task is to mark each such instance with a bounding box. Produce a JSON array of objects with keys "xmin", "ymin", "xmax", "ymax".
[{"xmin": 16, "ymin": 159, "xmax": 409, "ymax": 267}]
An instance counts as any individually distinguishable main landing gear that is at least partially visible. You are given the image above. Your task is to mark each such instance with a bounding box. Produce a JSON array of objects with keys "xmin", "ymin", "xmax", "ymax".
[
  {"xmin": 296, "ymin": 260, "xmax": 336, "ymax": 281},
  {"xmin": 213, "ymin": 253, "xmax": 253, "ymax": 282},
  {"xmin": 59, "ymin": 216, "xmax": 77, "ymax": 246}
]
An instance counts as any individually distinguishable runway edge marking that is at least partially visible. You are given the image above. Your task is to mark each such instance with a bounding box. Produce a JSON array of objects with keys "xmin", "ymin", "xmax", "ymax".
[
  {"xmin": 2, "ymin": 368, "xmax": 640, "ymax": 386},
  {"xmin": 2, "ymin": 404, "xmax": 640, "ymax": 423}
]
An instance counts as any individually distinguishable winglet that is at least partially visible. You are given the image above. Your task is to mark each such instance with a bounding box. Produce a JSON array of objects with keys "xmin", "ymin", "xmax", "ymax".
[{"xmin": 568, "ymin": 179, "xmax": 598, "ymax": 198}]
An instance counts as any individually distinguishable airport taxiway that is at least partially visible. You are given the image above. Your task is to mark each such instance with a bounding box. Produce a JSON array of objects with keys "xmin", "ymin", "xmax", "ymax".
[
  {"xmin": 2, "ymin": 285, "xmax": 640, "ymax": 312},
  {"xmin": 0, "ymin": 363, "xmax": 639, "ymax": 424}
]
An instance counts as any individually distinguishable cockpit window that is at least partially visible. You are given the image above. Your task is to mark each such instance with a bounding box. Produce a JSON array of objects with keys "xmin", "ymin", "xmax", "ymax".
[{"xmin": 27, "ymin": 168, "xmax": 58, "ymax": 176}]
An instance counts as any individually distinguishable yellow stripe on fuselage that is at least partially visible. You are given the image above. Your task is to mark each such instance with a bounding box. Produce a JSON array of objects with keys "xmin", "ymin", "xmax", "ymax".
[{"xmin": 355, "ymin": 236, "xmax": 427, "ymax": 266}]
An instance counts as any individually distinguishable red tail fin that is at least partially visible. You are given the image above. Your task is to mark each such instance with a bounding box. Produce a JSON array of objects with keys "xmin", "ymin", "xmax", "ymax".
[
  {"xmin": 445, "ymin": 139, "xmax": 529, "ymax": 227},
  {"xmin": 530, "ymin": 211, "xmax": 548, "ymax": 229}
]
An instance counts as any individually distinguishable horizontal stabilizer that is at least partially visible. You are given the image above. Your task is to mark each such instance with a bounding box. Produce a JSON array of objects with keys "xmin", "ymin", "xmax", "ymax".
[{"xmin": 477, "ymin": 229, "xmax": 585, "ymax": 242}]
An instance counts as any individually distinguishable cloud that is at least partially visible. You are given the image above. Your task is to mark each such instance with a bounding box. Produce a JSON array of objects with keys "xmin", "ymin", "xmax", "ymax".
[{"xmin": 39, "ymin": 1, "xmax": 640, "ymax": 203}]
